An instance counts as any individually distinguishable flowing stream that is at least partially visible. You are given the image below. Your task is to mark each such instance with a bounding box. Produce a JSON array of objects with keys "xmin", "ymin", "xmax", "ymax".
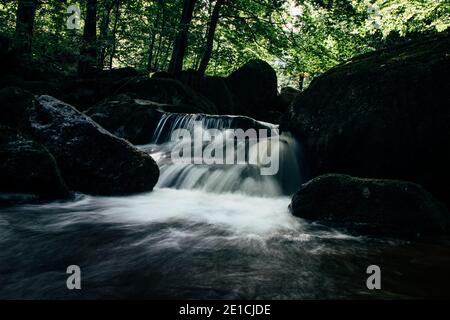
[{"xmin": 0, "ymin": 114, "xmax": 449, "ymax": 299}]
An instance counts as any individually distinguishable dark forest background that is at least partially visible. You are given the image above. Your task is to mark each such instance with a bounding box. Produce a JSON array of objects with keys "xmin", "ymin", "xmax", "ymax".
[{"xmin": 1, "ymin": 0, "xmax": 448, "ymax": 87}]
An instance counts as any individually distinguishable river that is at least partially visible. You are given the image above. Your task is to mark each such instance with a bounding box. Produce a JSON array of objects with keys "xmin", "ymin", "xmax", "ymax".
[{"xmin": 0, "ymin": 114, "xmax": 449, "ymax": 299}]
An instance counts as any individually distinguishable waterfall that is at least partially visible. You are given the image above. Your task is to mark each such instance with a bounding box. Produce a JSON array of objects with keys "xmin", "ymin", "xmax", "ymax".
[
  {"xmin": 140, "ymin": 113, "xmax": 304, "ymax": 196},
  {"xmin": 151, "ymin": 113, "xmax": 276, "ymax": 143}
]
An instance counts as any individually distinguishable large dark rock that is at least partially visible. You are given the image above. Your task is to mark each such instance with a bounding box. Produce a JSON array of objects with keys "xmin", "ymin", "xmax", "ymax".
[
  {"xmin": 176, "ymin": 69, "xmax": 199, "ymax": 90},
  {"xmin": 0, "ymin": 80, "xmax": 63, "ymax": 103},
  {"xmin": 0, "ymin": 86, "xmax": 35, "ymax": 128},
  {"xmin": 151, "ymin": 71, "xmax": 174, "ymax": 79},
  {"xmin": 0, "ymin": 34, "xmax": 11, "ymax": 58},
  {"xmin": 289, "ymin": 174, "xmax": 450, "ymax": 237},
  {"xmin": 117, "ymin": 77, "xmax": 218, "ymax": 114},
  {"xmin": 44, "ymin": 75, "xmax": 218, "ymax": 114},
  {"xmin": 14, "ymin": 80, "xmax": 62, "ymax": 98},
  {"xmin": 0, "ymin": 34, "xmax": 18, "ymax": 77},
  {"xmin": 21, "ymin": 95, "xmax": 159, "ymax": 195},
  {"xmin": 0, "ymin": 77, "xmax": 127, "ymax": 112},
  {"xmin": 226, "ymin": 59, "xmax": 278, "ymax": 118},
  {"xmin": 85, "ymin": 94, "xmax": 164, "ymax": 145},
  {"xmin": 282, "ymin": 30, "xmax": 450, "ymax": 207},
  {"xmin": 0, "ymin": 126, "xmax": 69, "ymax": 202},
  {"xmin": 199, "ymin": 76, "xmax": 236, "ymax": 115},
  {"xmin": 277, "ymin": 86, "xmax": 300, "ymax": 113},
  {"xmin": 94, "ymin": 67, "xmax": 139, "ymax": 79},
  {"xmin": 57, "ymin": 77, "xmax": 129, "ymax": 111}
]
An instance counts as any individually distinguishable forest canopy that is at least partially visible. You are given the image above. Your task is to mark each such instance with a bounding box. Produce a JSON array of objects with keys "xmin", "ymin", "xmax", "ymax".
[{"xmin": 1, "ymin": 0, "xmax": 449, "ymax": 87}]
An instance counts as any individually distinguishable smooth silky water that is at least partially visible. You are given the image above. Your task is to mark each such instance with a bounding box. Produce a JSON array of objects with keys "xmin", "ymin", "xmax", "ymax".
[{"xmin": 1, "ymin": 114, "xmax": 449, "ymax": 299}]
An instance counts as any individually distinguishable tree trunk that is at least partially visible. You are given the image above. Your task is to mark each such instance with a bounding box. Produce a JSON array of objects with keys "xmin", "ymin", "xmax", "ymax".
[
  {"xmin": 153, "ymin": 1, "xmax": 167, "ymax": 71},
  {"xmin": 162, "ymin": 38, "xmax": 172, "ymax": 71},
  {"xmin": 78, "ymin": 0, "xmax": 98, "ymax": 76},
  {"xmin": 109, "ymin": 1, "xmax": 121, "ymax": 69},
  {"xmin": 197, "ymin": 0, "xmax": 225, "ymax": 77},
  {"xmin": 50, "ymin": 0, "xmax": 65, "ymax": 46},
  {"xmin": 147, "ymin": 0, "xmax": 163, "ymax": 73},
  {"xmin": 299, "ymin": 74, "xmax": 305, "ymax": 91},
  {"xmin": 147, "ymin": 29, "xmax": 157, "ymax": 73},
  {"xmin": 153, "ymin": 34, "xmax": 163, "ymax": 71},
  {"xmin": 14, "ymin": 0, "xmax": 38, "ymax": 62},
  {"xmin": 98, "ymin": 0, "xmax": 114, "ymax": 69},
  {"xmin": 168, "ymin": 0, "xmax": 197, "ymax": 74}
]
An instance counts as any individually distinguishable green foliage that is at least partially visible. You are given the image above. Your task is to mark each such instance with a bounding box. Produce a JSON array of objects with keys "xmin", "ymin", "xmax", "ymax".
[
  {"xmin": 0, "ymin": 0, "xmax": 448, "ymax": 87},
  {"xmin": 0, "ymin": 1, "xmax": 17, "ymax": 35}
]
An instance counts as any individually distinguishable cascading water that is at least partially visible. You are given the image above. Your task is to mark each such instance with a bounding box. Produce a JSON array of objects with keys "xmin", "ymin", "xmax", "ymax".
[
  {"xmin": 143, "ymin": 113, "xmax": 303, "ymax": 196},
  {"xmin": 0, "ymin": 112, "xmax": 447, "ymax": 299}
]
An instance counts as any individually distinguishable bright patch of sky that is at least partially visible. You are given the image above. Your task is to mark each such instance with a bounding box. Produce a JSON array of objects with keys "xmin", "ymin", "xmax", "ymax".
[
  {"xmin": 283, "ymin": 0, "xmax": 303, "ymax": 33},
  {"xmin": 289, "ymin": 5, "xmax": 303, "ymax": 17}
]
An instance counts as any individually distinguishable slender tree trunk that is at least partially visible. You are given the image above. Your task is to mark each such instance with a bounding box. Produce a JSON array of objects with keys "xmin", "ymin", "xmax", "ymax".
[
  {"xmin": 197, "ymin": 0, "xmax": 225, "ymax": 77},
  {"xmin": 147, "ymin": 30, "xmax": 157, "ymax": 73},
  {"xmin": 98, "ymin": 1, "xmax": 114, "ymax": 69},
  {"xmin": 192, "ymin": 53, "xmax": 201, "ymax": 70},
  {"xmin": 153, "ymin": 34, "xmax": 163, "ymax": 71},
  {"xmin": 14, "ymin": 0, "xmax": 38, "ymax": 63},
  {"xmin": 83, "ymin": 0, "xmax": 98, "ymax": 51},
  {"xmin": 168, "ymin": 0, "xmax": 197, "ymax": 74},
  {"xmin": 147, "ymin": 0, "xmax": 162, "ymax": 73},
  {"xmin": 162, "ymin": 38, "xmax": 172, "ymax": 71},
  {"xmin": 109, "ymin": 1, "xmax": 121, "ymax": 69},
  {"xmin": 299, "ymin": 74, "xmax": 305, "ymax": 91},
  {"xmin": 213, "ymin": 38, "xmax": 221, "ymax": 74},
  {"xmin": 153, "ymin": 1, "xmax": 167, "ymax": 71},
  {"xmin": 78, "ymin": 0, "xmax": 98, "ymax": 76},
  {"xmin": 50, "ymin": 0, "xmax": 65, "ymax": 46}
]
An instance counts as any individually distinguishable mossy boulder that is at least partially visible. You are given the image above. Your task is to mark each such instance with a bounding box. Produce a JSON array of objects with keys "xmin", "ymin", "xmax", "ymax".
[
  {"xmin": 85, "ymin": 94, "xmax": 164, "ymax": 145},
  {"xmin": 19, "ymin": 95, "xmax": 160, "ymax": 195},
  {"xmin": 289, "ymin": 174, "xmax": 450, "ymax": 237},
  {"xmin": 1, "ymin": 87, "xmax": 161, "ymax": 196},
  {"xmin": 0, "ymin": 126, "xmax": 69, "ymax": 204},
  {"xmin": 282, "ymin": 30, "xmax": 450, "ymax": 208},
  {"xmin": 0, "ymin": 86, "xmax": 164, "ymax": 199}
]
